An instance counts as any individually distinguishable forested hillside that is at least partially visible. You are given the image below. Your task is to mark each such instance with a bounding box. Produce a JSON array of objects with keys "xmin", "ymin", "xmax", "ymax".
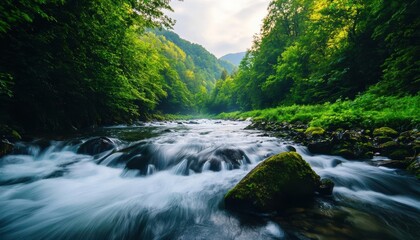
[
  {"xmin": 155, "ymin": 30, "xmax": 236, "ymax": 75},
  {"xmin": 0, "ymin": 1, "xmax": 231, "ymax": 132},
  {"xmin": 208, "ymin": 0, "xmax": 419, "ymax": 112},
  {"xmin": 0, "ymin": 0, "xmax": 418, "ymax": 134}
]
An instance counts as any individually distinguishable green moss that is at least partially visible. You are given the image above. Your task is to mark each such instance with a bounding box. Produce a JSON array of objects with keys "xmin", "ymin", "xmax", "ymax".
[
  {"xmin": 295, "ymin": 128, "xmax": 305, "ymax": 133},
  {"xmin": 388, "ymin": 149, "xmax": 411, "ymax": 160},
  {"xmin": 373, "ymin": 127, "xmax": 398, "ymax": 137},
  {"xmin": 376, "ymin": 136, "xmax": 393, "ymax": 144},
  {"xmin": 407, "ymin": 159, "xmax": 420, "ymax": 179},
  {"xmin": 225, "ymin": 152, "xmax": 320, "ymax": 211},
  {"xmin": 332, "ymin": 149, "xmax": 356, "ymax": 159},
  {"xmin": 305, "ymin": 127, "xmax": 325, "ymax": 136},
  {"xmin": 379, "ymin": 141, "xmax": 399, "ymax": 150}
]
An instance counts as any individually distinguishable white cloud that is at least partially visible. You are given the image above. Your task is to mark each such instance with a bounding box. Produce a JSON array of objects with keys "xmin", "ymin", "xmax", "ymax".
[{"xmin": 167, "ymin": 0, "xmax": 271, "ymax": 58}]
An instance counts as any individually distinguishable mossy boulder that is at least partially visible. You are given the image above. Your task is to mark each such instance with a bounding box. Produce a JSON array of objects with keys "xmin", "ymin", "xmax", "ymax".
[
  {"xmin": 224, "ymin": 152, "xmax": 321, "ymax": 212},
  {"xmin": 388, "ymin": 149, "xmax": 411, "ymax": 160},
  {"xmin": 379, "ymin": 141, "xmax": 399, "ymax": 151},
  {"xmin": 332, "ymin": 149, "xmax": 357, "ymax": 159},
  {"xmin": 305, "ymin": 127, "xmax": 325, "ymax": 137},
  {"xmin": 373, "ymin": 127, "xmax": 398, "ymax": 138}
]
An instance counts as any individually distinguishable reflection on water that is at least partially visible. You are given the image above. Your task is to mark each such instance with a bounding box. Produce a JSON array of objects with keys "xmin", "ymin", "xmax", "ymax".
[{"xmin": 0, "ymin": 120, "xmax": 419, "ymax": 239}]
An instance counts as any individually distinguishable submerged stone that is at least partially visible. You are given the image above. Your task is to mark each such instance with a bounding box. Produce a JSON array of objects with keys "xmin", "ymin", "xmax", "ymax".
[
  {"xmin": 318, "ymin": 178, "xmax": 335, "ymax": 196},
  {"xmin": 224, "ymin": 152, "xmax": 321, "ymax": 212},
  {"xmin": 77, "ymin": 137, "xmax": 116, "ymax": 155}
]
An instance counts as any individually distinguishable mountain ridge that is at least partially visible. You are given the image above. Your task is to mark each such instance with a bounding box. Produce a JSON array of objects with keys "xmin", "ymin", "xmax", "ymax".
[{"xmin": 220, "ymin": 52, "xmax": 246, "ymax": 67}]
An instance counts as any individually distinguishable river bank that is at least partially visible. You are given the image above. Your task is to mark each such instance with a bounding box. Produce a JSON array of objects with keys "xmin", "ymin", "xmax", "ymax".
[{"xmin": 244, "ymin": 119, "xmax": 419, "ymax": 178}]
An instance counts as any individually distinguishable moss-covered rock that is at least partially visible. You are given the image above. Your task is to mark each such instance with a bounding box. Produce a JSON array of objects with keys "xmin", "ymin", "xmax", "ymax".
[
  {"xmin": 379, "ymin": 141, "xmax": 399, "ymax": 150},
  {"xmin": 407, "ymin": 158, "xmax": 420, "ymax": 179},
  {"xmin": 388, "ymin": 149, "xmax": 411, "ymax": 160},
  {"xmin": 375, "ymin": 136, "xmax": 394, "ymax": 144},
  {"xmin": 332, "ymin": 149, "xmax": 356, "ymax": 159},
  {"xmin": 224, "ymin": 152, "xmax": 321, "ymax": 212},
  {"xmin": 305, "ymin": 127, "xmax": 326, "ymax": 137},
  {"xmin": 373, "ymin": 127, "xmax": 398, "ymax": 138}
]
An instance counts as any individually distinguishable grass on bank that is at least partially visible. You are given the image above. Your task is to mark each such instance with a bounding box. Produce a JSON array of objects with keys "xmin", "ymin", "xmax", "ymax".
[{"xmin": 217, "ymin": 93, "xmax": 420, "ymax": 130}]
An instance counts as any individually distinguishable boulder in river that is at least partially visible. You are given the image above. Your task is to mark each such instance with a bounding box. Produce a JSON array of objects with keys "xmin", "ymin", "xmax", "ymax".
[
  {"xmin": 317, "ymin": 178, "xmax": 335, "ymax": 196},
  {"xmin": 77, "ymin": 137, "xmax": 116, "ymax": 155},
  {"xmin": 224, "ymin": 152, "xmax": 321, "ymax": 212}
]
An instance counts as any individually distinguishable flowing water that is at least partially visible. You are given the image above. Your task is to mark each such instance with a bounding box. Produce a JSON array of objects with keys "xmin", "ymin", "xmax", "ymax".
[{"xmin": 0, "ymin": 120, "xmax": 419, "ymax": 239}]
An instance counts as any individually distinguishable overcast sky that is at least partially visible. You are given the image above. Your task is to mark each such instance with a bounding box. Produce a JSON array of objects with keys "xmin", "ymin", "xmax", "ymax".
[{"xmin": 167, "ymin": 0, "xmax": 271, "ymax": 58}]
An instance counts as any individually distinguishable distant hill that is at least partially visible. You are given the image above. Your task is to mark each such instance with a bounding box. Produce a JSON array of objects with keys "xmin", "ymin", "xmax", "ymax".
[
  {"xmin": 154, "ymin": 30, "xmax": 236, "ymax": 80},
  {"xmin": 220, "ymin": 52, "xmax": 246, "ymax": 66}
]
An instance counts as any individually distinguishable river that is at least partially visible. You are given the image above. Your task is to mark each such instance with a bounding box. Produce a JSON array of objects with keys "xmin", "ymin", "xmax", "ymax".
[{"xmin": 0, "ymin": 120, "xmax": 419, "ymax": 239}]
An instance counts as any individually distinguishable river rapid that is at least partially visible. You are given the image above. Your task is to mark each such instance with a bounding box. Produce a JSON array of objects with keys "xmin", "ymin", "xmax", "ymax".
[{"xmin": 0, "ymin": 120, "xmax": 419, "ymax": 239}]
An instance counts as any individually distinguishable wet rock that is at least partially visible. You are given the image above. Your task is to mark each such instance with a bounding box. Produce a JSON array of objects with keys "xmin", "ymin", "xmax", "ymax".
[
  {"xmin": 376, "ymin": 160, "xmax": 409, "ymax": 169},
  {"xmin": 199, "ymin": 148, "xmax": 250, "ymax": 172},
  {"xmin": 285, "ymin": 145, "xmax": 296, "ymax": 152},
  {"xmin": 77, "ymin": 137, "xmax": 116, "ymax": 155},
  {"xmin": 388, "ymin": 149, "xmax": 412, "ymax": 160},
  {"xmin": 0, "ymin": 140, "xmax": 14, "ymax": 157},
  {"xmin": 224, "ymin": 152, "xmax": 321, "ymax": 212},
  {"xmin": 331, "ymin": 149, "xmax": 356, "ymax": 159},
  {"xmin": 307, "ymin": 140, "xmax": 333, "ymax": 154},
  {"xmin": 188, "ymin": 121, "xmax": 199, "ymax": 124},
  {"xmin": 125, "ymin": 155, "xmax": 150, "ymax": 174},
  {"xmin": 305, "ymin": 127, "xmax": 325, "ymax": 137},
  {"xmin": 407, "ymin": 157, "xmax": 420, "ymax": 179},
  {"xmin": 331, "ymin": 159, "xmax": 343, "ymax": 167},
  {"xmin": 373, "ymin": 127, "xmax": 398, "ymax": 138},
  {"xmin": 375, "ymin": 136, "xmax": 393, "ymax": 144},
  {"xmin": 379, "ymin": 141, "xmax": 399, "ymax": 151},
  {"xmin": 214, "ymin": 148, "xmax": 249, "ymax": 164},
  {"xmin": 317, "ymin": 178, "xmax": 335, "ymax": 196}
]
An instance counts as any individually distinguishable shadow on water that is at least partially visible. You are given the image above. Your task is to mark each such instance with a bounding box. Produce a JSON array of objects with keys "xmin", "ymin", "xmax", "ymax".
[{"xmin": 0, "ymin": 120, "xmax": 419, "ymax": 239}]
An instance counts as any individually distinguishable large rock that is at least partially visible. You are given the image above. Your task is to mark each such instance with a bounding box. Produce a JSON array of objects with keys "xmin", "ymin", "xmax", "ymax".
[
  {"xmin": 77, "ymin": 137, "xmax": 116, "ymax": 155},
  {"xmin": 305, "ymin": 127, "xmax": 325, "ymax": 137},
  {"xmin": 224, "ymin": 152, "xmax": 321, "ymax": 212},
  {"xmin": 373, "ymin": 127, "xmax": 398, "ymax": 138}
]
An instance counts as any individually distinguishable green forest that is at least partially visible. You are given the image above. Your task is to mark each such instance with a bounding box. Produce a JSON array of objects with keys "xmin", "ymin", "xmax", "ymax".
[
  {"xmin": 0, "ymin": 0, "xmax": 233, "ymax": 134},
  {"xmin": 0, "ymin": 0, "xmax": 419, "ymax": 135}
]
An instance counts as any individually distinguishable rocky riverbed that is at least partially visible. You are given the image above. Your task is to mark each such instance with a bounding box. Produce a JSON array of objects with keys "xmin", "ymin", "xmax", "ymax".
[{"xmin": 245, "ymin": 120, "xmax": 420, "ymax": 178}]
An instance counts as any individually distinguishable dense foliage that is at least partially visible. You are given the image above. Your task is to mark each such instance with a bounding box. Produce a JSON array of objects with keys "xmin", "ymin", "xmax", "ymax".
[
  {"xmin": 207, "ymin": 0, "xmax": 419, "ymax": 112},
  {"xmin": 0, "ymin": 1, "xmax": 232, "ymax": 131},
  {"xmin": 1, "ymin": 0, "xmax": 418, "ymax": 134},
  {"xmin": 218, "ymin": 94, "xmax": 420, "ymax": 130}
]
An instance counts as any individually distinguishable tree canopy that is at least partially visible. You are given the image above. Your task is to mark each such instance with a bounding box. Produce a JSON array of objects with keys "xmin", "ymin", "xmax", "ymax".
[
  {"xmin": 207, "ymin": 0, "xmax": 419, "ymax": 113},
  {"xmin": 0, "ymin": 0, "xmax": 232, "ymax": 131}
]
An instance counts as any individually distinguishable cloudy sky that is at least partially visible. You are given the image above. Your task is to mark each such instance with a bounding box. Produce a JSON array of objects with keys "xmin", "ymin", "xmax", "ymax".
[{"xmin": 167, "ymin": 0, "xmax": 271, "ymax": 58}]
